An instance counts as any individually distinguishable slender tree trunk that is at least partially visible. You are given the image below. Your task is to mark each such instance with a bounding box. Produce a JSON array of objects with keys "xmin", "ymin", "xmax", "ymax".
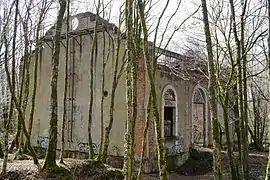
[
  {"xmin": 101, "ymin": 26, "xmax": 121, "ymax": 163},
  {"xmin": 88, "ymin": 1, "xmax": 100, "ymax": 159},
  {"xmin": 1, "ymin": 33, "xmax": 14, "ymax": 178},
  {"xmin": 97, "ymin": 12, "xmax": 110, "ymax": 160},
  {"xmin": 129, "ymin": 6, "xmax": 140, "ymax": 177},
  {"xmin": 1, "ymin": 0, "xmax": 19, "ymax": 176},
  {"xmin": 201, "ymin": 0, "xmax": 222, "ymax": 179},
  {"xmin": 233, "ymin": 85, "xmax": 242, "ymax": 176},
  {"xmin": 21, "ymin": 8, "xmax": 32, "ymax": 153},
  {"xmin": 223, "ymin": 92, "xmax": 238, "ymax": 180},
  {"xmin": 138, "ymin": 1, "xmax": 168, "ymax": 179},
  {"xmin": 43, "ymin": 0, "xmax": 66, "ymax": 170},
  {"xmin": 123, "ymin": 1, "xmax": 136, "ymax": 179},
  {"xmin": 28, "ymin": 15, "xmax": 44, "ymax": 140},
  {"xmin": 59, "ymin": 0, "xmax": 70, "ymax": 163},
  {"xmin": 229, "ymin": 0, "xmax": 248, "ymax": 177},
  {"xmin": 240, "ymin": 1, "xmax": 249, "ymax": 178}
]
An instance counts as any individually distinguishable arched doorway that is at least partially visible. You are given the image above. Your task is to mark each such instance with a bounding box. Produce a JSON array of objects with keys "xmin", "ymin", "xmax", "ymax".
[
  {"xmin": 163, "ymin": 88, "xmax": 176, "ymax": 138},
  {"xmin": 192, "ymin": 87, "xmax": 207, "ymax": 146}
]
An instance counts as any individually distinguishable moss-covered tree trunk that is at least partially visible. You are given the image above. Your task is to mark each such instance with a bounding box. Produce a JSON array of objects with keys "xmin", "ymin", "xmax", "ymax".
[
  {"xmin": 13, "ymin": 11, "xmax": 31, "ymax": 153},
  {"xmin": 137, "ymin": 1, "xmax": 167, "ymax": 179},
  {"xmin": 233, "ymin": 85, "xmax": 242, "ymax": 167},
  {"xmin": 28, "ymin": 0, "xmax": 49, "ymax": 142},
  {"xmin": 229, "ymin": 0, "xmax": 249, "ymax": 178},
  {"xmin": 201, "ymin": 0, "xmax": 222, "ymax": 179},
  {"xmin": 87, "ymin": 1, "xmax": 100, "ymax": 159},
  {"xmin": 1, "ymin": 16, "xmax": 15, "ymax": 177},
  {"xmin": 43, "ymin": 0, "xmax": 66, "ymax": 170},
  {"xmin": 123, "ymin": 1, "xmax": 134, "ymax": 179},
  {"xmin": 223, "ymin": 92, "xmax": 239, "ymax": 180},
  {"xmin": 21, "ymin": 5, "xmax": 32, "ymax": 153},
  {"xmin": 97, "ymin": 10, "xmax": 111, "ymax": 160},
  {"xmin": 128, "ymin": 5, "xmax": 140, "ymax": 178},
  {"xmin": 59, "ymin": 0, "xmax": 70, "ymax": 163},
  {"xmin": 101, "ymin": 17, "xmax": 123, "ymax": 162},
  {"xmin": 1, "ymin": 0, "xmax": 18, "ymax": 176},
  {"xmin": 240, "ymin": 1, "xmax": 249, "ymax": 178}
]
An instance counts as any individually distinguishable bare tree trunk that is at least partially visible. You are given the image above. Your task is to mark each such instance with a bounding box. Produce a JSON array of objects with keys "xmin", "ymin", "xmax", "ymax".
[
  {"xmin": 1, "ymin": 0, "xmax": 19, "ymax": 176},
  {"xmin": 229, "ymin": 0, "xmax": 248, "ymax": 178},
  {"xmin": 223, "ymin": 92, "xmax": 238, "ymax": 180},
  {"xmin": 60, "ymin": 0, "xmax": 69, "ymax": 163},
  {"xmin": 20, "ymin": 1, "xmax": 33, "ymax": 153},
  {"xmin": 1, "ymin": 30, "xmax": 14, "ymax": 178},
  {"xmin": 43, "ymin": 0, "xmax": 66, "ymax": 170},
  {"xmin": 123, "ymin": 1, "xmax": 134, "ymax": 178},
  {"xmin": 101, "ymin": 15, "xmax": 124, "ymax": 162},
  {"xmin": 28, "ymin": 0, "xmax": 49, "ymax": 140},
  {"xmin": 137, "ymin": 1, "xmax": 167, "ymax": 179},
  {"xmin": 88, "ymin": 0, "xmax": 100, "ymax": 159},
  {"xmin": 201, "ymin": 0, "xmax": 222, "ymax": 179},
  {"xmin": 97, "ymin": 8, "xmax": 111, "ymax": 161},
  {"xmin": 240, "ymin": 1, "xmax": 249, "ymax": 178}
]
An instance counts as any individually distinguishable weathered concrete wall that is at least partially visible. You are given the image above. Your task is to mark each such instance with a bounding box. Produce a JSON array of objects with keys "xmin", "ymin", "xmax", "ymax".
[{"xmin": 26, "ymin": 14, "xmax": 127, "ymax": 156}]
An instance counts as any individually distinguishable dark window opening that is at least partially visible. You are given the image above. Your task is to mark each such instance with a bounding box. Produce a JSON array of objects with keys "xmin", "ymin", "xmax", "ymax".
[{"xmin": 164, "ymin": 106, "xmax": 174, "ymax": 137}]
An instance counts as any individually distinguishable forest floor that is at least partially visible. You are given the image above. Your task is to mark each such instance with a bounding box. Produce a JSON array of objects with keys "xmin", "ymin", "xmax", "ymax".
[{"xmin": 0, "ymin": 147, "xmax": 268, "ymax": 180}]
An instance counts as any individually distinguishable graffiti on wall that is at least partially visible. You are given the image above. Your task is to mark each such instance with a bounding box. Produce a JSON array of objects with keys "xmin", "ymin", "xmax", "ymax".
[
  {"xmin": 166, "ymin": 144, "xmax": 184, "ymax": 155},
  {"xmin": 37, "ymin": 136, "xmax": 49, "ymax": 148},
  {"xmin": 78, "ymin": 142, "xmax": 99, "ymax": 154}
]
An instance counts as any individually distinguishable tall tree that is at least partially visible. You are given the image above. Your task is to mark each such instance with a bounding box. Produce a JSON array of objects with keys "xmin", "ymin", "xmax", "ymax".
[
  {"xmin": 101, "ymin": 6, "xmax": 127, "ymax": 162},
  {"xmin": 43, "ymin": 0, "xmax": 66, "ymax": 170},
  {"xmin": 123, "ymin": 1, "xmax": 134, "ymax": 179},
  {"xmin": 60, "ymin": 0, "xmax": 70, "ymax": 163},
  {"xmin": 28, "ymin": 0, "xmax": 52, "ymax": 141},
  {"xmin": 88, "ymin": 0, "xmax": 101, "ymax": 159},
  {"xmin": 137, "ymin": 0, "xmax": 168, "ymax": 179},
  {"xmin": 200, "ymin": 0, "xmax": 222, "ymax": 179},
  {"xmin": 1, "ymin": 3, "xmax": 15, "ymax": 176}
]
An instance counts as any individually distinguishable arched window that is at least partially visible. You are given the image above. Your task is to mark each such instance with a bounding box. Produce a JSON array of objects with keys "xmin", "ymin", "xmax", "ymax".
[
  {"xmin": 192, "ymin": 87, "xmax": 207, "ymax": 146},
  {"xmin": 193, "ymin": 89, "xmax": 204, "ymax": 104},
  {"xmin": 164, "ymin": 89, "xmax": 176, "ymax": 138}
]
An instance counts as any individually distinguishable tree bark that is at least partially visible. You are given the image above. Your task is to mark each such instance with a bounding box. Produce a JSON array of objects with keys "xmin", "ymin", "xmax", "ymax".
[
  {"xmin": 43, "ymin": 0, "xmax": 66, "ymax": 170},
  {"xmin": 59, "ymin": 0, "xmax": 69, "ymax": 163},
  {"xmin": 87, "ymin": 1, "xmax": 100, "ymax": 159},
  {"xmin": 201, "ymin": 0, "xmax": 222, "ymax": 179},
  {"xmin": 138, "ymin": 1, "xmax": 168, "ymax": 179}
]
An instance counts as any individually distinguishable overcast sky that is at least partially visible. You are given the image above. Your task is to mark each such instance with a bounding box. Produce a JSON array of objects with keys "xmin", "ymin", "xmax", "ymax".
[{"xmin": 42, "ymin": 0, "xmax": 203, "ymax": 53}]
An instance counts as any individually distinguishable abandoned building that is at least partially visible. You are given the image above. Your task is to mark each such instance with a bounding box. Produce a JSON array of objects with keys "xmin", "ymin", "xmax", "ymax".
[{"xmin": 25, "ymin": 12, "xmax": 229, "ymax": 170}]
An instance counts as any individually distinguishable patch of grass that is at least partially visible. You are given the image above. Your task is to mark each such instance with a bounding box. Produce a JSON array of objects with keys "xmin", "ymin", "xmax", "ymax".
[
  {"xmin": 73, "ymin": 159, "xmax": 124, "ymax": 179},
  {"xmin": 44, "ymin": 165, "xmax": 73, "ymax": 180}
]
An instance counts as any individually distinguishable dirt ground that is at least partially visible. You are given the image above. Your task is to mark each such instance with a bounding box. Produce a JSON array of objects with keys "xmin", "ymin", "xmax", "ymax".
[{"xmin": 0, "ymin": 148, "xmax": 268, "ymax": 180}]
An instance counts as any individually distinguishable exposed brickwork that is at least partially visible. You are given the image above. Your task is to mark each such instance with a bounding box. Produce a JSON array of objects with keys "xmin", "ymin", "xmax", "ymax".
[{"xmin": 135, "ymin": 57, "xmax": 146, "ymax": 157}]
